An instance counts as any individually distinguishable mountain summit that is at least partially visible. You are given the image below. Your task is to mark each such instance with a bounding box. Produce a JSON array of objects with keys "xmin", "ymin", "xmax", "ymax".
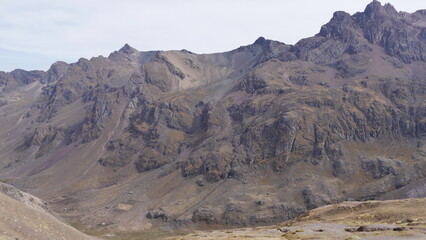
[
  {"xmin": 0, "ymin": 1, "xmax": 425, "ymax": 233},
  {"xmin": 285, "ymin": 1, "xmax": 426, "ymax": 65}
]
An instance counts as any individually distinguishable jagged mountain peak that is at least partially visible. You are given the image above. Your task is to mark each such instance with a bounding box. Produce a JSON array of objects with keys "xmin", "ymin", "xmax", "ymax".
[
  {"xmin": 319, "ymin": 1, "xmax": 401, "ymax": 40},
  {"xmin": 252, "ymin": 36, "xmax": 288, "ymax": 47},
  {"xmin": 289, "ymin": 1, "xmax": 426, "ymax": 64},
  {"xmin": 108, "ymin": 43, "xmax": 142, "ymax": 62},
  {"xmin": 254, "ymin": 36, "xmax": 267, "ymax": 45},
  {"xmin": 42, "ymin": 61, "xmax": 70, "ymax": 83},
  {"xmin": 364, "ymin": 1, "xmax": 398, "ymax": 19},
  {"xmin": 118, "ymin": 43, "xmax": 138, "ymax": 54}
]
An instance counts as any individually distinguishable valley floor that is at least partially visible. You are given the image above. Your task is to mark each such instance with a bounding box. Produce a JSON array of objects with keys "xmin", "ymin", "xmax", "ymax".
[{"xmin": 1, "ymin": 180, "xmax": 426, "ymax": 240}]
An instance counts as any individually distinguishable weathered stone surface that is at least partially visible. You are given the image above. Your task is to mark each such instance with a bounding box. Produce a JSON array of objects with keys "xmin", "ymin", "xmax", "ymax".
[{"xmin": 192, "ymin": 207, "xmax": 218, "ymax": 224}]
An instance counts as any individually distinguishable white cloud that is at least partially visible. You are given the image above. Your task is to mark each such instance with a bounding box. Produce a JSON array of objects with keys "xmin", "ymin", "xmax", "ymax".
[{"xmin": 0, "ymin": 0, "xmax": 424, "ymax": 71}]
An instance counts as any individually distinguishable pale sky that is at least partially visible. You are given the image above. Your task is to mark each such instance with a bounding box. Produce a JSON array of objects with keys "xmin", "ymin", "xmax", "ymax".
[{"xmin": 0, "ymin": 0, "xmax": 424, "ymax": 72}]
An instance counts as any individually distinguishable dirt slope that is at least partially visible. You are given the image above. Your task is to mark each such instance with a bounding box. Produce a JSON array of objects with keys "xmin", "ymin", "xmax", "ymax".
[{"xmin": 0, "ymin": 190, "xmax": 96, "ymax": 240}]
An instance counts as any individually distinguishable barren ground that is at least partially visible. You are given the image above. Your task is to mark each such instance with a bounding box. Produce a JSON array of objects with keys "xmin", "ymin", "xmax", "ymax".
[{"xmin": 165, "ymin": 198, "xmax": 426, "ymax": 240}]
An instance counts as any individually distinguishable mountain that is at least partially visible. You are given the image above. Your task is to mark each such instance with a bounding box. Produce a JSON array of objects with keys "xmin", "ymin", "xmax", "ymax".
[{"xmin": 0, "ymin": 0, "xmax": 425, "ymax": 235}]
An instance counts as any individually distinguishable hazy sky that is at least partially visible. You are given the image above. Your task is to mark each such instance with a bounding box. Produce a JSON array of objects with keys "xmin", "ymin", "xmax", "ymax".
[{"xmin": 0, "ymin": 0, "xmax": 424, "ymax": 72}]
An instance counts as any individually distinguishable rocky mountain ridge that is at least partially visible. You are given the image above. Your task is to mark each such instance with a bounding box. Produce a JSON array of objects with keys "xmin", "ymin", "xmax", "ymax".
[{"xmin": 0, "ymin": 1, "xmax": 425, "ymax": 232}]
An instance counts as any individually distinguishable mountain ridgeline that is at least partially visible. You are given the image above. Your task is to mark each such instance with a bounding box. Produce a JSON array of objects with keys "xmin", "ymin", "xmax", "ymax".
[{"xmin": 0, "ymin": 1, "xmax": 425, "ymax": 230}]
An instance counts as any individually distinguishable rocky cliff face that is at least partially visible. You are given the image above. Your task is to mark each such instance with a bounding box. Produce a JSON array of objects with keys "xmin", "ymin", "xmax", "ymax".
[{"xmin": 0, "ymin": 1, "xmax": 425, "ymax": 230}]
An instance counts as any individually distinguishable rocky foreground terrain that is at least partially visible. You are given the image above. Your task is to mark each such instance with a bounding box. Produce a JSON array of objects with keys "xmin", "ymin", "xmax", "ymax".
[
  {"xmin": 0, "ymin": 0, "xmax": 425, "ymax": 237},
  {"xmin": 168, "ymin": 198, "xmax": 426, "ymax": 240}
]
